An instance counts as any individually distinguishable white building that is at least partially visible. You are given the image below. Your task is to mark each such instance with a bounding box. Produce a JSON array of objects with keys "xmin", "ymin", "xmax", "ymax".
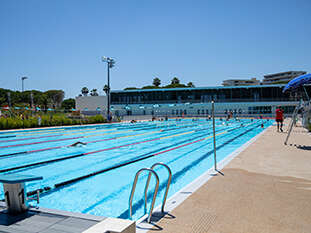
[
  {"xmin": 222, "ymin": 78, "xmax": 260, "ymax": 86},
  {"xmin": 75, "ymin": 84, "xmax": 307, "ymax": 118},
  {"xmin": 75, "ymin": 95, "xmax": 107, "ymax": 113},
  {"xmin": 262, "ymin": 71, "xmax": 306, "ymax": 85}
]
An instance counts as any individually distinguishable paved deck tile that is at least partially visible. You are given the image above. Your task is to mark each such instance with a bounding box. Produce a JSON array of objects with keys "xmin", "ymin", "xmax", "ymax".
[{"xmin": 0, "ymin": 207, "xmax": 100, "ymax": 233}]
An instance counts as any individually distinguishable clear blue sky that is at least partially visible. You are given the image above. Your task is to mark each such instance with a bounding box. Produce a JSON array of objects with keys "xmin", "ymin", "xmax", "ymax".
[{"xmin": 1, "ymin": 0, "xmax": 310, "ymax": 98}]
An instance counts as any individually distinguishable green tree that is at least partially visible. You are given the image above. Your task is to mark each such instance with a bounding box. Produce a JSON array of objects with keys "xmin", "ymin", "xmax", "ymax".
[
  {"xmin": 0, "ymin": 88, "xmax": 10, "ymax": 106},
  {"xmin": 124, "ymin": 87, "xmax": 138, "ymax": 90},
  {"xmin": 29, "ymin": 90, "xmax": 45, "ymax": 109},
  {"xmin": 187, "ymin": 82, "xmax": 195, "ymax": 88},
  {"xmin": 90, "ymin": 89, "xmax": 99, "ymax": 96},
  {"xmin": 164, "ymin": 83, "xmax": 187, "ymax": 88},
  {"xmin": 45, "ymin": 90, "xmax": 64, "ymax": 108},
  {"xmin": 81, "ymin": 87, "xmax": 89, "ymax": 96},
  {"xmin": 37, "ymin": 93, "xmax": 50, "ymax": 110},
  {"xmin": 0, "ymin": 88, "xmax": 67, "ymax": 110},
  {"xmin": 10, "ymin": 91, "xmax": 22, "ymax": 106},
  {"xmin": 142, "ymin": 85, "xmax": 160, "ymax": 89},
  {"xmin": 152, "ymin": 77, "xmax": 161, "ymax": 87},
  {"xmin": 171, "ymin": 77, "xmax": 180, "ymax": 85},
  {"xmin": 61, "ymin": 98, "xmax": 75, "ymax": 110},
  {"xmin": 103, "ymin": 85, "xmax": 109, "ymax": 95}
]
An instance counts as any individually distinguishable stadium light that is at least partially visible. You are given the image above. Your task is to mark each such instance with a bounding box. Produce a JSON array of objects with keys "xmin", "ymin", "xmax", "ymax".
[
  {"xmin": 21, "ymin": 76, "xmax": 28, "ymax": 92},
  {"xmin": 101, "ymin": 57, "xmax": 115, "ymax": 121}
]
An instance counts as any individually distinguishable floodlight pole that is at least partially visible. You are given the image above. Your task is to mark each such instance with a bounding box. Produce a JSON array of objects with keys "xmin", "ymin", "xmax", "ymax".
[
  {"xmin": 107, "ymin": 62, "xmax": 111, "ymax": 120},
  {"xmin": 21, "ymin": 77, "xmax": 27, "ymax": 92},
  {"xmin": 102, "ymin": 57, "xmax": 115, "ymax": 121}
]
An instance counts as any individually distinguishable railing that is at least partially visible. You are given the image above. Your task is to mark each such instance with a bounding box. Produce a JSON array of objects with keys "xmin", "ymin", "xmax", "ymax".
[
  {"xmin": 144, "ymin": 163, "xmax": 172, "ymax": 213},
  {"xmin": 129, "ymin": 163, "xmax": 172, "ymax": 223},
  {"xmin": 112, "ymin": 98, "xmax": 300, "ymax": 105},
  {"xmin": 129, "ymin": 168, "xmax": 159, "ymax": 223}
]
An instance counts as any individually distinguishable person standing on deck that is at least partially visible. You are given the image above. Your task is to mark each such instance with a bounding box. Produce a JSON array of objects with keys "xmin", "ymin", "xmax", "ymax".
[{"xmin": 275, "ymin": 106, "xmax": 284, "ymax": 132}]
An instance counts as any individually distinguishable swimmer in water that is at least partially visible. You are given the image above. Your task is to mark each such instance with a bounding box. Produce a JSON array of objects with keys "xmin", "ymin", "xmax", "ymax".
[{"xmin": 69, "ymin": 141, "xmax": 87, "ymax": 147}]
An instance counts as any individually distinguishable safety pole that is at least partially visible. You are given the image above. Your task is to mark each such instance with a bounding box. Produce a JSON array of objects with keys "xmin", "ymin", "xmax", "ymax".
[
  {"xmin": 303, "ymin": 86, "xmax": 310, "ymax": 101},
  {"xmin": 212, "ymin": 100, "xmax": 217, "ymax": 171},
  {"xmin": 284, "ymin": 100, "xmax": 301, "ymax": 145}
]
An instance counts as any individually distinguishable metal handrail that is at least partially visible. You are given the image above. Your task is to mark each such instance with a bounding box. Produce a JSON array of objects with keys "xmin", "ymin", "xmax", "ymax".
[
  {"xmin": 129, "ymin": 168, "xmax": 159, "ymax": 223},
  {"xmin": 144, "ymin": 163, "xmax": 172, "ymax": 213}
]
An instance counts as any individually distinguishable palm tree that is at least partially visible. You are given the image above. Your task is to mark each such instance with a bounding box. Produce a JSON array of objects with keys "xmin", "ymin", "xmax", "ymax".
[
  {"xmin": 171, "ymin": 77, "xmax": 180, "ymax": 85},
  {"xmin": 152, "ymin": 77, "xmax": 161, "ymax": 87},
  {"xmin": 103, "ymin": 85, "xmax": 109, "ymax": 95},
  {"xmin": 90, "ymin": 89, "xmax": 99, "ymax": 96},
  {"xmin": 81, "ymin": 87, "xmax": 89, "ymax": 96},
  {"xmin": 187, "ymin": 82, "xmax": 195, "ymax": 88}
]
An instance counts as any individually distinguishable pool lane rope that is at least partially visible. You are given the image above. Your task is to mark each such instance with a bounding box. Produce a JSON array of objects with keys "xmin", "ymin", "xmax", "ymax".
[
  {"xmin": 0, "ymin": 128, "xmax": 121, "ymax": 149},
  {"xmin": 0, "ymin": 119, "xmax": 192, "ymax": 141},
  {"xmin": 0, "ymin": 120, "xmax": 209, "ymax": 147},
  {"xmin": 0, "ymin": 122, "xmax": 247, "ymax": 174},
  {"xmin": 26, "ymin": 122, "xmax": 260, "ymax": 197},
  {"xmin": 0, "ymin": 119, "xmax": 211, "ymax": 144},
  {"xmin": 0, "ymin": 121, "xmax": 214, "ymax": 158},
  {"xmin": 0, "ymin": 129, "xmax": 165, "ymax": 159},
  {"xmin": 0, "ymin": 128, "xmax": 210, "ymax": 173}
]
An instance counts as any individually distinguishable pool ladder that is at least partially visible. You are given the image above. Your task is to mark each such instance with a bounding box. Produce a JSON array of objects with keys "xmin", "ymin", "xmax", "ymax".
[{"xmin": 129, "ymin": 162, "xmax": 172, "ymax": 223}]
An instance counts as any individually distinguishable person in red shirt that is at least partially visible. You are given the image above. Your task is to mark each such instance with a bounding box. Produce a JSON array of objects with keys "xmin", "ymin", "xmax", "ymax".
[{"xmin": 275, "ymin": 106, "xmax": 284, "ymax": 132}]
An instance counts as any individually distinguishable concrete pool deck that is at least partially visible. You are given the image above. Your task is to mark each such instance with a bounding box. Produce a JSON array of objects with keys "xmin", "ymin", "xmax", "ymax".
[
  {"xmin": 146, "ymin": 123, "xmax": 311, "ymax": 233},
  {"xmin": 0, "ymin": 202, "xmax": 104, "ymax": 233}
]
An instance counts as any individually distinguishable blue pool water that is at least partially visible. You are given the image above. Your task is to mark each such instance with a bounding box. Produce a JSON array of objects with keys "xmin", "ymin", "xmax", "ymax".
[{"xmin": 0, "ymin": 118, "xmax": 271, "ymax": 220}]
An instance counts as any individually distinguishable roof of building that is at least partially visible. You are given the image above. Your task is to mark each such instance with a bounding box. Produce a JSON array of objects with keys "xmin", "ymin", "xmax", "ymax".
[
  {"xmin": 223, "ymin": 78, "xmax": 259, "ymax": 82},
  {"xmin": 111, "ymin": 84, "xmax": 286, "ymax": 93},
  {"xmin": 264, "ymin": 71, "xmax": 306, "ymax": 78}
]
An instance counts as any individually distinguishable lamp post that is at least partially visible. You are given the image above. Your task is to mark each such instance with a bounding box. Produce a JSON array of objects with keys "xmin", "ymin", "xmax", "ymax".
[
  {"xmin": 101, "ymin": 57, "xmax": 115, "ymax": 121},
  {"xmin": 21, "ymin": 77, "xmax": 28, "ymax": 92}
]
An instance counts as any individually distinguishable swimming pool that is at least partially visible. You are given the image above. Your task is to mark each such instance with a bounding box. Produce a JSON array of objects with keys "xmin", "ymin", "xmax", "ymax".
[{"xmin": 0, "ymin": 118, "xmax": 271, "ymax": 220}]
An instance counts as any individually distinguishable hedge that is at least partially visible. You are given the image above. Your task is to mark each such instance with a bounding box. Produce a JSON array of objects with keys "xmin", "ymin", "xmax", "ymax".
[{"xmin": 0, "ymin": 114, "xmax": 109, "ymax": 130}]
